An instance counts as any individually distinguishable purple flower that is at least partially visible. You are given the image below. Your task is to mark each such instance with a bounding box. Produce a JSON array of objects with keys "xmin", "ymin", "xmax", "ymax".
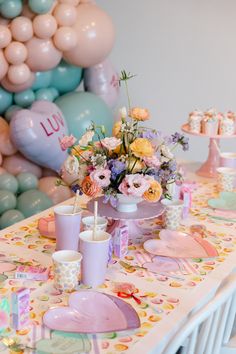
[
  {"xmin": 171, "ymin": 132, "xmax": 189, "ymax": 151},
  {"xmin": 139, "ymin": 130, "xmax": 158, "ymax": 139},
  {"xmin": 108, "ymin": 160, "xmax": 126, "ymax": 180}
]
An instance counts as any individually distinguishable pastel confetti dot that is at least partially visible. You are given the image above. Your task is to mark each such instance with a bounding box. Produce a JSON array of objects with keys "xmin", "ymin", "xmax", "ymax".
[
  {"xmin": 15, "ymin": 242, "xmax": 24, "ymax": 246},
  {"xmin": 119, "ymin": 337, "xmax": 132, "ymax": 343},
  {"xmin": 38, "ymin": 295, "xmax": 49, "ymax": 301},
  {"xmin": 144, "ymin": 292, "xmax": 157, "ymax": 298},
  {"xmin": 141, "ymin": 322, "xmax": 153, "ymax": 329},
  {"xmin": 186, "ymin": 281, "xmax": 196, "ymax": 287},
  {"xmin": 128, "ymin": 245, "xmax": 136, "ymax": 250},
  {"xmin": 28, "ymin": 245, "xmax": 37, "ymax": 249},
  {"xmin": 148, "ymin": 315, "xmax": 161, "ymax": 322},
  {"xmin": 29, "ymin": 312, "xmax": 36, "ymax": 319},
  {"xmin": 139, "ymin": 303, "xmax": 149, "ymax": 309},
  {"xmin": 169, "ymin": 282, "xmax": 181, "ymax": 287},
  {"xmin": 163, "ymin": 303, "xmax": 174, "ymax": 310},
  {"xmin": 202, "ymin": 266, "xmax": 214, "ymax": 271},
  {"xmin": 151, "ymin": 298, "xmax": 163, "ymax": 304},
  {"xmin": 125, "ymin": 256, "xmax": 134, "ymax": 261},
  {"xmin": 114, "ymin": 344, "xmax": 128, "ymax": 351},
  {"xmin": 223, "ymin": 248, "xmax": 233, "ymax": 253},
  {"xmin": 166, "ymin": 298, "xmax": 179, "ymax": 303},
  {"xmin": 138, "ymin": 311, "xmax": 147, "ymax": 317},
  {"xmin": 102, "ymin": 341, "xmax": 109, "ymax": 349},
  {"xmin": 135, "ymin": 331, "xmax": 148, "ymax": 337},
  {"xmin": 16, "ymin": 328, "xmax": 30, "ymax": 335},
  {"xmin": 104, "ymin": 332, "xmax": 117, "ymax": 339}
]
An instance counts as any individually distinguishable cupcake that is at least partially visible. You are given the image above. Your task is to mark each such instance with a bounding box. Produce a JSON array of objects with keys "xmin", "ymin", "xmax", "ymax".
[
  {"xmin": 219, "ymin": 117, "xmax": 235, "ymax": 136},
  {"xmin": 202, "ymin": 109, "xmax": 219, "ymax": 135},
  {"xmin": 226, "ymin": 111, "xmax": 236, "ymax": 134},
  {"xmin": 188, "ymin": 110, "xmax": 203, "ymax": 133}
]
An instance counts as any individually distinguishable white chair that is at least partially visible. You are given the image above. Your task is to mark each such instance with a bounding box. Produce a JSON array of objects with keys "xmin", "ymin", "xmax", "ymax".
[{"xmin": 162, "ymin": 273, "xmax": 236, "ymax": 354}]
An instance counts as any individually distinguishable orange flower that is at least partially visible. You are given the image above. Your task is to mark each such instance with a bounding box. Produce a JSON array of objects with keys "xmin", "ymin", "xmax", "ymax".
[
  {"xmin": 143, "ymin": 179, "xmax": 162, "ymax": 202},
  {"xmin": 81, "ymin": 176, "xmax": 100, "ymax": 197},
  {"xmin": 113, "ymin": 121, "xmax": 122, "ymax": 137},
  {"xmin": 130, "ymin": 138, "xmax": 154, "ymax": 158},
  {"xmin": 129, "ymin": 107, "xmax": 150, "ymax": 121}
]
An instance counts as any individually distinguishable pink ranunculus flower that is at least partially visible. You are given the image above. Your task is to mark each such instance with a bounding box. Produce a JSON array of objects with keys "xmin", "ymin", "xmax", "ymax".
[
  {"xmin": 143, "ymin": 155, "xmax": 161, "ymax": 168},
  {"xmin": 119, "ymin": 174, "xmax": 150, "ymax": 197},
  {"xmin": 59, "ymin": 135, "xmax": 76, "ymax": 151},
  {"xmin": 90, "ymin": 168, "xmax": 111, "ymax": 187},
  {"xmin": 101, "ymin": 137, "xmax": 122, "ymax": 150}
]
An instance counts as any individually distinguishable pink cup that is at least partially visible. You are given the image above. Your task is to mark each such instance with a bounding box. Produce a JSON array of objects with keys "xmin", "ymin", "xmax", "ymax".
[
  {"xmin": 54, "ymin": 205, "xmax": 82, "ymax": 251},
  {"xmin": 220, "ymin": 152, "xmax": 236, "ymax": 168},
  {"xmin": 79, "ymin": 230, "xmax": 111, "ymax": 287}
]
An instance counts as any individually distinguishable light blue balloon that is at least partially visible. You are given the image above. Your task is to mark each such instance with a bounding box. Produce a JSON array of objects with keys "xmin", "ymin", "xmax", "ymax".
[
  {"xmin": 28, "ymin": 0, "xmax": 54, "ymax": 14},
  {"xmin": 49, "ymin": 87, "xmax": 59, "ymax": 100},
  {"xmin": 0, "ymin": 209, "xmax": 24, "ymax": 229},
  {"xmin": 14, "ymin": 89, "xmax": 35, "ymax": 108},
  {"xmin": 4, "ymin": 105, "xmax": 21, "ymax": 122},
  {"xmin": 0, "ymin": 190, "xmax": 17, "ymax": 214},
  {"xmin": 32, "ymin": 71, "xmax": 52, "ymax": 90},
  {"xmin": 51, "ymin": 61, "xmax": 83, "ymax": 94},
  {"xmin": 0, "ymin": 87, "xmax": 13, "ymax": 115},
  {"xmin": 0, "ymin": 173, "xmax": 18, "ymax": 194},
  {"xmin": 0, "ymin": 0, "xmax": 22, "ymax": 19},
  {"xmin": 35, "ymin": 88, "xmax": 54, "ymax": 102},
  {"xmin": 55, "ymin": 92, "xmax": 113, "ymax": 139},
  {"xmin": 17, "ymin": 189, "xmax": 52, "ymax": 217},
  {"xmin": 17, "ymin": 172, "xmax": 38, "ymax": 192}
]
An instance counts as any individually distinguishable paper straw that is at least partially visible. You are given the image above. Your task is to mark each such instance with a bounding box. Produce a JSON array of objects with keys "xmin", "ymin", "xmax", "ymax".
[
  {"xmin": 73, "ymin": 190, "xmax": 80, "ymax": 214},
  {"xmin": 93, "ymin": 201, "xmax": 98, "ymax": 241}
]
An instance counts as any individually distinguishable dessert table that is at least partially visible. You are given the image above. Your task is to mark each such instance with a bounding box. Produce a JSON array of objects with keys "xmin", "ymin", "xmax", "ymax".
[{"xmin": 0, "ymin": 162, "xmax": 236, "ymax": 354}]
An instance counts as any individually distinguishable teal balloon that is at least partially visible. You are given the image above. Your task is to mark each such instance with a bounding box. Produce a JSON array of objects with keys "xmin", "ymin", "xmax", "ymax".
[
  {"xmin": 0, "ymin": 209, "xmax": 24, "ymax": 229},
  {"xmin": 0, "ymin": 87, "xmax": 13, "ymax": 115},
  {"xmin": 32, "ymin": 71, "xmax": 52, "ymax": 90},
  {"xmin": 0, "ymin": 190, "xmax": 17, "ymax": 214},
  {"xmin": 49, "ymin": 87, "xmax": 59, "ymax": 100},
  {"xmin": 0, "ymin": 173, "xmax": 18, "ymax": 194},
  {"xmin": 14, "ymin": 89, "xmax": 35, "ymax": 108},
  {"xmin": 55, "ymin": 92, "xmax": 113, "ymax": 139},
  {"xmin": 17, "ymin": 189, "xmax": 52, "ymax": 217},
  {"xmin": 35, "ymin": 88, "xmax": 54, "ymax": 102},
  {"xmin": 28, "ymin": 0, "xmax": 54, "ymax": 14},
  {"xmin": 0, "ymin": 0, "xmax": 22, "ymax": 19},
  {"xmin": 4, "ymin": 105, "xmax": 21, "ymax": 122},
  {"xmin": 51, "ymin": 61, "xmax": 83, "ymax": 94},
  {"xmin": 17, "ymin": 172, "xmax": 38, "ymax": 192}
]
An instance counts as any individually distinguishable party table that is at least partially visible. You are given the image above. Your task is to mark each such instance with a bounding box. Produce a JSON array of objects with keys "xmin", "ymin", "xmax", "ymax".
[{"xmin": 0, "ymin": 162, "xmax": 236, "ymax": 354}]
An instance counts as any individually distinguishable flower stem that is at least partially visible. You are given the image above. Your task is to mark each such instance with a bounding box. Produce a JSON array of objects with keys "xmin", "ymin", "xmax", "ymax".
[{"xmin": 125, "ymin": 80, "xmax": 131, "ymax": 111}]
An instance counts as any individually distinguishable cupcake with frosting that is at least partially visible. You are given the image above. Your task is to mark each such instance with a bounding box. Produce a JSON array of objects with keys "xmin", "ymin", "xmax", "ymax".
[
  {"xmin": 219, "ymin": 117, "xmax": 235, "ymax": 135},
  {"xmin": 188, "ymin": 110, "xmax": 203, "ymax": 133},
  {"xmin": 201, "ymin": 108, "xmax": 219, "ymax": 135},
  {"xmin": 226, "ymin": 111, "xmax": 236, "ymax": 134}
]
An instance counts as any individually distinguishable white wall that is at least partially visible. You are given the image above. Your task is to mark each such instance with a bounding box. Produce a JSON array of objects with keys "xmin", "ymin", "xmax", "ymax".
[{"xmin": 97, "ymin": 0, "xmax": 236, "ymax": 161}]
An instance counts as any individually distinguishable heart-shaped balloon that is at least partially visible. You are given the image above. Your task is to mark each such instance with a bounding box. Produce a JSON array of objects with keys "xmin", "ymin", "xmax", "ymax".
[{"xmin": 10, "ymin": 101, "xmax": 68, "ymax": 172}]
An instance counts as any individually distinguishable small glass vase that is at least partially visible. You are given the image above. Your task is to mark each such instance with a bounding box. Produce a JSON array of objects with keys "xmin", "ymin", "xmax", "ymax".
[{"xmin": 116, "ymin": 194, "xmax": 142, "ymax": 213}]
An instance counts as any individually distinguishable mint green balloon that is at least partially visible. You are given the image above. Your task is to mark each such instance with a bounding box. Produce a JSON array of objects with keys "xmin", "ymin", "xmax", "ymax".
[
  {"xmin": 17, "ymin": 190, "xmax": 52, "ymax": 217},
  {"xmin": 0, "ymin": 190, "xmax": 17, "ymax": 214},
  {"xmin": 4, "ymin": 105, "xmax": 21, "ymax": 122},
  {"xmin": 49, "ymin": 87, "xmax": 59, "ymax": 100},
  {"xmin": 32, "ymin": 71, "xmax": 52, "ymax": 90},
  {"xmin": 35, "ymin": 88, "xmax": 54, "ymax": 102},
  {"xmin": 55, "ymin": 92, "xmax": 113, "ymax": 139},
  {"xmin": 0, "ymin": 173, "xmax": 18, "ymax": 194},
  {"xmin": 0, "ymin": 87, "xmax": 13, "ymax": 115},
  {"xmin": 17, "ymin": 172, "xmax": 38, "ymax": 192},
  {"xmin": 29, "ymin": 0, "xmax": 53, "ymax": 14},
  {"xmin": 14, "ymin": 89, "xmax": 35, "ymax": 108},
  {"xmin": 0, "ymin": 0, "xmax": 22, "ymax": 19},
  {"xmin": 0, "ymin": 209, "xmax": 24, "ymax": 229},
  {"xmin": 51, "ymin": 61, "xmax": 83, "ymax": 94}
]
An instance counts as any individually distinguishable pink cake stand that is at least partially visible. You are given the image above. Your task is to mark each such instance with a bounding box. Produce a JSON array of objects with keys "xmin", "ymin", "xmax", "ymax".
[
  {"xmin": 182, "ymin": 124, "xmax": 236, "ymax": 178},
  {"xmin": 87, "ymin": 197, "xmax": 165, "ymax": 241}
]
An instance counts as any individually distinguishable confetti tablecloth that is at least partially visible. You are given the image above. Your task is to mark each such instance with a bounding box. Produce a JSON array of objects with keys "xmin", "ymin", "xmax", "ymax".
[{"xmin": 0, "ymin": 166, "xmax": 236, "ymax": 354}]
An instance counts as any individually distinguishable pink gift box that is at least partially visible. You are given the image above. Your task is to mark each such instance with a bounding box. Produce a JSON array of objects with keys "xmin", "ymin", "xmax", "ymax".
[
  {"xmin": 12, "ymin": 288, "xmax": 30, "ymax": 330},
  {"xmin": 113, "ymin": 225, "xmax": 129, "ymax": 258}
]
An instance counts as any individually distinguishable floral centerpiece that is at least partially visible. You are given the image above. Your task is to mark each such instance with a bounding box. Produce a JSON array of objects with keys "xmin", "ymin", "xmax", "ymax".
[{"xmin": 59, "ymin": 71, "xmax": 189, "ymax": 212}]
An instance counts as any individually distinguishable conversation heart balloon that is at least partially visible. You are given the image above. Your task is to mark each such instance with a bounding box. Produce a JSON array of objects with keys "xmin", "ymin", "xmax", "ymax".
[{"xmin": 10, "ymin": 101, "xmax": 69, "ymax": 172}]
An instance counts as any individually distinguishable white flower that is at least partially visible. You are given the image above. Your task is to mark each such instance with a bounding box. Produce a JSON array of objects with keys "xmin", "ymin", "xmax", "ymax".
[
  {"xmin": 160, "ymin": 144, "xmax": 174, "ymax": 162},
  {"xmin": 64, "ymin": 155, "xmax": 79, "ymax": 175},
  {"xmin": 79, "ymin": 130, "xmax": 94, "ymax": 146},
  {"xmin": 101, "ymin": 137, "xmax": 122, "ymax": 150},
  {"xmin": 120, "ymin": 106, "xmax": 127, "ymax": 119}
]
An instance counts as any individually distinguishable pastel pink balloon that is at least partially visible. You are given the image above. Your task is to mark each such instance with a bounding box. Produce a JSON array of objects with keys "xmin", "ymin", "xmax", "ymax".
[
  {"xmin": 42, "ymin": 167, "xmax": 58, "ymax": 177},
  {"xmin": 0, "ymin": 49, "xmax": 8, "ymax": 80},
  {"xmin": 26, "ymin": 37, "xmax": 62, "ymax": 72},
  {"xmin": 0, "ymin": 25, "xmax": 12, "ymax": 49},
  {"xmin": 54, "ymin": 27, "xmax": 77, "ymax": 51},
  {"xmin": 0, "ymin": 18, "xmax": 9, "ymax": 26},
  {"xmin": 4, "ymin": 42, "xmax": 28, "ymax": 65},
  {"xmin": 63, "ymin": 4, "xmax": 115, "ymax": 68},
  {"xmin": 59, "ymin": 0, "xmax": 80, "ymax": 5},
  {"xmin": 0, "ymin": 152, "xmax": 2, "ymax": 165},
  {"xmin": 53, "ymin": 4, "xmax": 77, "ymax": 26},
  {"xmin": 3, "ymin": 153, "xmax": 42, "ymax": 178},
  {"xmin": 38, "ymin": 176, "xmax": 72, "ymax": 205},
  {"xmin": 0, "ymin": 130, "xmax": 17, "ymax": 156},
  {"xmin": 10, "ymin": 17, "xmax": 34, "ymax": 42},
  {"xmin": 1, "ymin": 72, "xmax": 35, "ymax": 93},
  {"xmin": 8, "ymin": 63, "xmax": 31, "ymax": 85},
  {"xmin": 0, "ymin": 117, "xmax": 9, "ymax": 133},
  {"xmin": 21, "ymin": 3, "xmax": 35, "ymax": 19},
  {"xmin": 0, "ymin": 167, "xmax": 6, "ymax": 175},
  {"xmin": 33, "ymin": 14, "xmax": 57, "ymax": 39}
]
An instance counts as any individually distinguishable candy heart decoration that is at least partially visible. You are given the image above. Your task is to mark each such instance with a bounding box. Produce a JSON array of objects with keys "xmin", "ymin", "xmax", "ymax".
[{"xmin": 10, "ymin": 101, "xmax": 68, "ymax": 172}]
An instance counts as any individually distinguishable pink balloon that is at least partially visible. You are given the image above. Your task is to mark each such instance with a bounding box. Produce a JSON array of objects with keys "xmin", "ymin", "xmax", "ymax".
[
  {"xmin": 0, "ymin": 152, "xmax": 2, "ymax": 165},
  {"xmin": 59, "ymin": 0, "xmax": 80, "ymax": 5},
  {"xmin": 21, "ymin": 3, "xmax": 35, "ymax": 19},
  {"xmin": 8, "ymin": 63, "xmax": 31, "ymax": 85},
  {"xmin": 1, "ymin": 72, "xmax": 35, "ymax": 93},
  {"xmin": 0, "ymin": 117, "xmax": 9, "ymax": 132},
  {"xmin": 26, "ymin": 37, "xmax": 62, "ymax": 72},
  {"xmin": 0, "ymin": 130, "xmax": 17, "ymax": 156},
  {"xmin": 10, "ymin": 17, "xmax": 34, "ymax": 42},
  {"xmin": 63, "ymin": 4, "xmax": 115, "ymax": 67},
  {"xmin": 53, "ymin": 4, "xmax": 77, "ymax": 26},
  {"xmin": 0, "ymin": 50, "xmax": 8, "ymax": 80},
  {"xmin": 4, "ymin": 42, "xmax": 28, "ymax": 65},
  {"xmin": 42, "ymin": 167, "xmax": 58, "ymax": 177},
  {"xmin": 0, "ymin": 167, "xmax": 6, "ymax": 175},
  {"xmin": 3, "ymin": 153, "xmax": 42, "ymax": 178},
  {"xmin": 0, "ymin": 25, "xmax": 12, "ymax": 49},
  {"xmin": 53, "ymin": 27, "xmax": 77, "ymax": 51},
  {"xmin": 38, "ymin": 176, "xmax": 72, "ymax": 205},
  {"xmin": 33, "ymin": 14, "xmax": 57, "ymax": 39}
]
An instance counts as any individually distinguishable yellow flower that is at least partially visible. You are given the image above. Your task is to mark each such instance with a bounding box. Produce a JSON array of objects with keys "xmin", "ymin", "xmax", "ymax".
[
  {"xmin": 130, "ymin": 138, "xmax": 154, "ymax": 158},
  {"xmin": 143, "ymin": 179, "xmax": 162, "ymax": 202},
  {"xmin": 112, "ymin": 121, "xmax": 122, "ymax": 137},
  {"xmin": 129, "ymin": 107, "xmax": 150, "ymax": 121},
  {"xmin": 127, "ymin": 157, "xmax": 144, "ymax": 173}
]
